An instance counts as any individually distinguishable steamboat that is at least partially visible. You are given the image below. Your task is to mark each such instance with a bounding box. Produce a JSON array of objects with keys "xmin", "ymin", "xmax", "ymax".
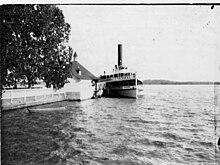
[{"xmin": 97, "ymin": 44, "xmax": 143, "ymax": 98}]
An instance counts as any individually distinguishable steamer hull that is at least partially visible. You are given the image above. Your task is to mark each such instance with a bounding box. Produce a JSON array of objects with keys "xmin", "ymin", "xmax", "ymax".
[
  {"xmin": 98, "ymin": 78, "xmax": 143, "ymax": 99},
  {"xmin": 103, "ymin": 86, "xmax": 143, "ymax": 98}
]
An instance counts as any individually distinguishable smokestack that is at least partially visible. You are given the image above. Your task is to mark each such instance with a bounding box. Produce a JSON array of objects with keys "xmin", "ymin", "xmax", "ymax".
[{"xmin": 118, "ymin": 44, "xmax": 122, "ymax": 67}]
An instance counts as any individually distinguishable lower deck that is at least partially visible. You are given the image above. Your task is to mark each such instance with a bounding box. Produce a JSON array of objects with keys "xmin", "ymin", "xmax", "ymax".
[{"xmin": 96, "ymin": 78, "xmax": 143, "ymax": 99}]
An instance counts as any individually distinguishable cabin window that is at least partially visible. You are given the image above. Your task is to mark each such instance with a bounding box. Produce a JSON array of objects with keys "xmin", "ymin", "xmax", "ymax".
[
  {"xmin": 106, "ymin": 83, "xmax": 112, "ymax": 87},
  {"xmin": 129, "ymin": 80, "xmax": 135, "ymax": 86}
]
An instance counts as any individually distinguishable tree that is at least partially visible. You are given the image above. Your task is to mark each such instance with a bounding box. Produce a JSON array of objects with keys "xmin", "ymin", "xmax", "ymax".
[
  {"xmin": 40, "ymin": 45, "xmax": 73, "ymax": 88},
  {"xmin": 0, "ymin": 5, "xmax": 72, "ymax": 89}
]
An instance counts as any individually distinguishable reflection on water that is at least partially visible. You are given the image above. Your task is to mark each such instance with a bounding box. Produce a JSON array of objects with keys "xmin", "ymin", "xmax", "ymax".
[{"xmin": 2, "ymin": 85, "xmax": 217, "ymax": 165}]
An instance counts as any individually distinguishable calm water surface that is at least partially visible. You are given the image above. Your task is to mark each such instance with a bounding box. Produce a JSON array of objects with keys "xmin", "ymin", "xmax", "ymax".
[{"xmin": 2, "ymin": 85, "xmax": 217, "ymax": 165}]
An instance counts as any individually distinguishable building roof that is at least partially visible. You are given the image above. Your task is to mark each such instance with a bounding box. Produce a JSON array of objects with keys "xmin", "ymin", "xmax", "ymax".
[{"xmin": 69, "ymin": 61, "xmax": 98, "ymax": 80}]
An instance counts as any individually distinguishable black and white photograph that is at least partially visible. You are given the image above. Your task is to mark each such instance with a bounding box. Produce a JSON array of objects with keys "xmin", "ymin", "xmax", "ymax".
[{"xmin": 1, "ymin": 2, "xmax": 220, "ymax": 165}]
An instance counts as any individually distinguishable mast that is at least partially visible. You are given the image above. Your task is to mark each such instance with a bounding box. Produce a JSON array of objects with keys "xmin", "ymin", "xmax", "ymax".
[
  {"xmin": 135, "ymin": 72, "xmax": 137, "ymax": 98},
  {"xmin": 135, "ymin": 72, "xmax": 137, "ymax": 87}
]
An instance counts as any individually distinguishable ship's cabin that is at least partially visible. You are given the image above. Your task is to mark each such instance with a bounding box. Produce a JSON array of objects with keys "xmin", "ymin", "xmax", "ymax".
[
  {"xmin": 100, "ymin": 72, "xmax": 136, "ymax": 80},
  {"xmin": 99, "ymin": 71, "xmax": 143, "ymax": 86},
  {"xmin": 106, "ymin": 79, "xmax": 143, "ymax": 88}
]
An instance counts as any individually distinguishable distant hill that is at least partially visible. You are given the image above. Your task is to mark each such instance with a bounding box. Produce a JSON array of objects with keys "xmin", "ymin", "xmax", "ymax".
[{"xmin": 143, "ymin": 80, "xmax": 220, "ymax": 85}]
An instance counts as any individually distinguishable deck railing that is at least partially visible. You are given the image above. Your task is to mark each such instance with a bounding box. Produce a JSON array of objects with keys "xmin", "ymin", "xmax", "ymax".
[{"xmin": 100, "ymin": 74, "xmax": 136, "ymax": 81}]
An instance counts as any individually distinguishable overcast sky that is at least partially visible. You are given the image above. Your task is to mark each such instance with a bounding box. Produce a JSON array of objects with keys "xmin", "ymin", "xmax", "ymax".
[{"xmin": 59, "ymin": 4, "xmax": 220, "ymax": 81}]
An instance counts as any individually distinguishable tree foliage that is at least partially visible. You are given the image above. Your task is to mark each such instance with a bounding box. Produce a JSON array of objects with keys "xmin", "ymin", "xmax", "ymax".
[{"xmin": 0, "ymin": 5, "xmax": 72, "ymax": 89}]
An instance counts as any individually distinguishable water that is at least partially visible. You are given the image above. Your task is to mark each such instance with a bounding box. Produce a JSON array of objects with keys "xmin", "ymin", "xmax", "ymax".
[{"xmin": 1, "ymin": 85, "xmax": 218, "ymax": 165}]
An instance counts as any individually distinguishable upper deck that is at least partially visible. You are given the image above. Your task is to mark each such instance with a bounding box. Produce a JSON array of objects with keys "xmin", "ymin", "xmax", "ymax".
[{"xmin": 99, "ymin": 72, "xmax": 136, "ymax": 82}]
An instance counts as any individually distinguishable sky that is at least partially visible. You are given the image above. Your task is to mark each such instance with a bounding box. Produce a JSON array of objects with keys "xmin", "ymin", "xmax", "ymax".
[{"xmin": 59, "ymin": 4, "xmax": 220, "ymax": 81}]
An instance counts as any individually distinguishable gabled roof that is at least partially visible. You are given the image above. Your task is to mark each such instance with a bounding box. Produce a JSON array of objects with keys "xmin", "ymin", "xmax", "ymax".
[{"xmin": 69, "ymin": 61, "xmax": 98, "ymax": 80}]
